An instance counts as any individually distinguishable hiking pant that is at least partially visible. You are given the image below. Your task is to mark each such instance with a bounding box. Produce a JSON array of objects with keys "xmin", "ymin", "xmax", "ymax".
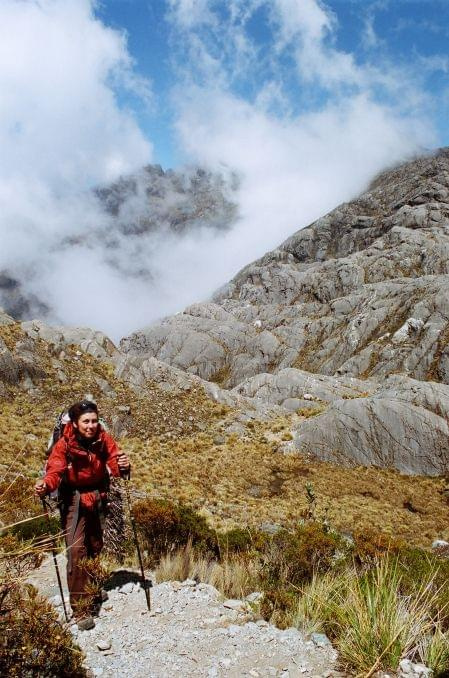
[{"xmin": 61, "ymin": 492, "xmax": 103, "ymax": 616}]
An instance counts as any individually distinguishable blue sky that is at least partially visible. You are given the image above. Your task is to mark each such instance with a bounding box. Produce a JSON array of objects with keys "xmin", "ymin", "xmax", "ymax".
[{"xmin": 96, "ymin": 0, "xmax": 449, "ymax": 169}]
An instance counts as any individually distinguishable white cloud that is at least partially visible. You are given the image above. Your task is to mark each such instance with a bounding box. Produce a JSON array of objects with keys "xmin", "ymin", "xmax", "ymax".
[
  {"xmin": 167, "ymin": 0, "xmax": 435, "ymax": 291},
  {"xmin": 0, "ymin": 0, "xmax": 153, "ymax": 335}
]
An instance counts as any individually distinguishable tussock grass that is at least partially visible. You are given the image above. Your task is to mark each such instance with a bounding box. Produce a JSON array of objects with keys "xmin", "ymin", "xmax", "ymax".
[
  {"xmin": 155, "ymin": 541, "xmax": 261, "ymax": 599},
  {"xmin": 289, "ymin": 556, "xmax": 449, "ymax": 675},
  {"xmin": 418, "ymin": 625, "xmax": 449, "ymax": 677}
]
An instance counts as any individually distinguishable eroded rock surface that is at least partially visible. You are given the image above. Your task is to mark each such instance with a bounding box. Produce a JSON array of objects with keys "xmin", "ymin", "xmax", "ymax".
[
  {"xmin": 122, "ymin": 151, "xmax": 449, "ymax": 387},
  {"xmin": 294, "ymin": 377, "xmax": 449, "ymax": 475}
]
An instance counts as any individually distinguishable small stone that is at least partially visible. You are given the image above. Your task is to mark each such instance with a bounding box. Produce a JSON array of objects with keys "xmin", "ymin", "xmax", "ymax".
[
  {"xmin": 259, "ymin": 522, "xmax": 282, "ymax": 535},
  {"xmin": 223, "ymin": 598, "xmax": 245, "ymax": 610},
  {"xmin": 182, "ymin": 578, "xmax": 197, "ymax": 587},
  {"xmin": 96, "ymin": 639, "xmax": 112, "ymax": 651},
  {"xmin": 311, "ymin": 632, "xmax": 331, "ymax": 648},
  {"xmin": 432, "ymin": 539, "xmax": 449, "ymax": 549},
  {"xmin": 228, "ymin": 624, "xmax": 242, "ymax": 636},
  {"xmin": 399, "ymin": 659, "xmax": 414, "ymax": 675},
  {"xmin": 102, "ymin": 602, "xmax": 113, "ymax": 611},
  {"xmin": 249, "ymin": 671, "xmax": 260, "ymax": 677},
  {"xmin": 245, "ymin": 591, "xmax": 263, "ymax": 603},
  {"xmin": 213, "ymin": 434, "xmax": 226, "ymax": 445},
  {"xmin": 119, "ymin": 582, "xmax": 134, "ymax": 595}
]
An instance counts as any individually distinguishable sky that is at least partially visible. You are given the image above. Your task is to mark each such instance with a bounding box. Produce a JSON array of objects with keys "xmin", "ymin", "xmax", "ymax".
[
  {"xmin": 0, "ymin": 0, "xmax": 448, "ymax": 339},
  {"xmin": 96, "ymin": 0, "xmax": 449, "ymax": 169}
]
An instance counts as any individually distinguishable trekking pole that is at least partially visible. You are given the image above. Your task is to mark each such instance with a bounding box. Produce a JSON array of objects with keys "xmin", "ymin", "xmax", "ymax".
[
  {"xmin": 123, "ymin": 473, "xmax": 151, "ymax": 611},
  {"xmin": 41, "ymin": 498, "xmax": 69, "ymax": 623}
]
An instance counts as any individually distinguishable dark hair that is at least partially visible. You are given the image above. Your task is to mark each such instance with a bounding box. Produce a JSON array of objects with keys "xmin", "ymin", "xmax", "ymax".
[{"xmin": 68, "ymin": 400, "xmax": 98, "ymax": 423}]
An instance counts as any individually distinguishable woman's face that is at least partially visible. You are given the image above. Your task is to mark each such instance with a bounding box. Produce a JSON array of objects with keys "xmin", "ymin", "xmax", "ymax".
[{"xmin": 74, "ymin": 412, "xmax": 99, "ymax": 439}]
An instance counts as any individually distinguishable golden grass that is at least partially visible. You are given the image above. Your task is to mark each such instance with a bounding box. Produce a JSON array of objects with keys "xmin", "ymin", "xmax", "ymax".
[
  {"xmin": 0, "ymin": 320, "xmax": 448, "ymax": 549},
  {"xmin": 155, "ymin": 541, "xmax": 260, "ymax": 599},
  {"xmin": 289, "ymin": 557, "xmax": 449, "ymax": 675}
]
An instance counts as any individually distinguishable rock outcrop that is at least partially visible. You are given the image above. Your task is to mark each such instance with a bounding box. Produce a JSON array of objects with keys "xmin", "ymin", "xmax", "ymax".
[{"xmin": 294, "ymin": 376, "xmax": 449, "ymax": 475}]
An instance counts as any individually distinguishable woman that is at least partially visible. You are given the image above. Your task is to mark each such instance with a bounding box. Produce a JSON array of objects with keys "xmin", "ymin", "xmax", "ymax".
[{"xmin": 35, "ymin": 400, "xmax": 130, "ymax": 630}]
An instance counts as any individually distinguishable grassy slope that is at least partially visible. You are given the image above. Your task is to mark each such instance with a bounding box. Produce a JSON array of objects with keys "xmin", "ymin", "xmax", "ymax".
[{"xmin": 1, "ymin": 322, "xmax": 448, "ymax": 546}]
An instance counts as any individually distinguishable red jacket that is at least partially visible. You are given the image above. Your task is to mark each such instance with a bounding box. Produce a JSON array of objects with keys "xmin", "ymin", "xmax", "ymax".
[{"xmin": 44, "ymin": 422, "xmax": 121, "ymax": 508}]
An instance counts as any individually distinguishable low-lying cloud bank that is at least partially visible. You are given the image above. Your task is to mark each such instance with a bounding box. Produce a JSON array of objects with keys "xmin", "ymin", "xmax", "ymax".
[{"xmin": 0, "ymin": 0, "xmax": 437, "ymax": 340}]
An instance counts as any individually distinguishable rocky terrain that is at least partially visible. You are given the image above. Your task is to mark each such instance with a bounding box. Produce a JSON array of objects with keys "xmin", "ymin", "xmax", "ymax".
[
  {"xmin": 119, "ymin": 149, "xmax": 449, "ymax": 476},
  {"xmin": 2, "ymin": 149, "xmax": 449, "ymax": 678}
]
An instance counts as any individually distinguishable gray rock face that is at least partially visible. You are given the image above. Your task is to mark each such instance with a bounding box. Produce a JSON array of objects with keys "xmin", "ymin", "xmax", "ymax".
[
  {"xmin": 0, "ymin": 335, "xmax": 46, "ymax": 387},
  {"xmin": 231, "ymin": 368, "xmax": 377, "ymax": 408},
  {"xmin": 120, "ymin": 149, "xmax": 449, "ymax": 475},
  {"xmin": 294, "ymin": 377, "xmax": 449, "ymax": 475},
  {"xmin": 122, "ymin": 150, "xmax": 449, "ymax": 388},
  {"xmin": 21, "ymin": 320, "xmax": 118, "ymax": 360}
]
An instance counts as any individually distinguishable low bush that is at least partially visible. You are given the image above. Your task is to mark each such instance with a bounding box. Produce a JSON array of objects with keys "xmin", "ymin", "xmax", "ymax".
[
  {"xmin": 262, "ymin": 522, "xmax": 348, "ymax": 591},
  {"xmin": 133, "ymin": 498, "xmax": 267, "ymax": 564},
  {"xmin": 352, "ymin": 527, "xmax": 404, "ymax": 564},
  {"xmin": 10, "ymin": 514, "xmax": 60, "ymax": 542},
  {"xmin": 133, "ymin": 498, "xmax": 217, "ymax": 563},
  {"xmin": 0, "ymin": 583, "xmax": 86, "ymax": 677},
  {"xmin": 217, "ymin": 526, "xmax": 265, "ymax": 554}
]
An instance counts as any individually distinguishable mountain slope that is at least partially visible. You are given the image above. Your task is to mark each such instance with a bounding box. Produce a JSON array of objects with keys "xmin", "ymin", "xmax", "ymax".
[{"xmin": 120, "ymin": 149, "xmax": 449, "ymax": 475}]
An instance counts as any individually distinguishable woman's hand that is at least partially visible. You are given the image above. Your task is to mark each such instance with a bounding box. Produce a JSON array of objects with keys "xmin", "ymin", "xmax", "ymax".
[
  {"xmin": 117, "ymin": 452, "xmax": 130, "ymax": 473},
  {"xmin": 34, "ymin": 480, "xmax": 47, "ymax": 498}
]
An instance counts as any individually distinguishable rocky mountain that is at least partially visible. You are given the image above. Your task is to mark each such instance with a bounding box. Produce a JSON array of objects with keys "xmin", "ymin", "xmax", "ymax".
[
  {"xmin": 2, "ymin": 147, "xmax": 449, "ymax": 539},
  {"xmin": 120, "ymin": 148, "xmax": 449, "ymax": 476},
  {"xmin": 95, "ymin": 164, "xmax": 238, "ymax": 236}
]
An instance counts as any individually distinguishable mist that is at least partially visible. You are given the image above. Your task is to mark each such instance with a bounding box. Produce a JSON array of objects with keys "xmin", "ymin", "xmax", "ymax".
[{"xmin": 0, "ymin": 0, "xmax": 436, "ymax": 341}]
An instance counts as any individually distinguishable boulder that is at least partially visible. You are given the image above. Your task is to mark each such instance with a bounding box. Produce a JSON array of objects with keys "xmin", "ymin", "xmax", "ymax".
[{"xmin": 294, "ymin": 377, "xmax": 449, "ymax": 475}]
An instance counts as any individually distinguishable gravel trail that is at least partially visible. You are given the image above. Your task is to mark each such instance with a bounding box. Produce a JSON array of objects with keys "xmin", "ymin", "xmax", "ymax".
[{"xmin": 29, "ymin": 555, "xmax": 339, "ymax": 678}]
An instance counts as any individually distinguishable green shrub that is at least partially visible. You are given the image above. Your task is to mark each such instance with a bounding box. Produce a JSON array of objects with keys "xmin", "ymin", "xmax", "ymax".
[
  {"xmin": 262, "ymin": 522, "xmax": 348, "ymax": 591},
  {"xmin": 133, "ymin": 498, "xmax": 216, "ymax": 563},
  {"xmin": 10, "ymin": 514, "xmax": 60, "ymax": 542},
  {"xmin": 217, "ymin": 527, "xmax": 263, "ymax": 554}
]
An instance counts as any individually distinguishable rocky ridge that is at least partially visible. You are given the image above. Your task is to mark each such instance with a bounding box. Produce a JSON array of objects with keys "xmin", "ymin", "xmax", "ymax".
[{"xmin": 119, "ymin": 149, "xmax": 449, "ymax": 476}]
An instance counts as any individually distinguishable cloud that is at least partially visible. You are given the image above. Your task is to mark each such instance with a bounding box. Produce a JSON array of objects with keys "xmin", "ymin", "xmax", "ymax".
[
  {"xmin": 0, "ymin": 0, "xmax": 438, "ymax": 342},
  {"xmin": 168, "ymin": 0, "xmax": 435, "ymax": 277},
  {"xmin": 0, "ymin": 0, "xmax": 153, "ymax": 335}
]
